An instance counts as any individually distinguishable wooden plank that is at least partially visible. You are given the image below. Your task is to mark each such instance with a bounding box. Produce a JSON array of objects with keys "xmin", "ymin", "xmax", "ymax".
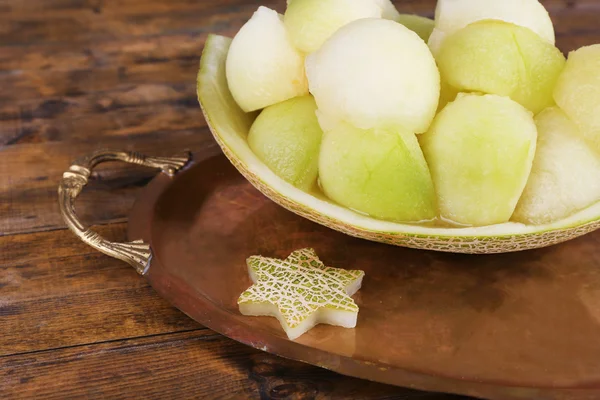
[
  {"xmin": 0, "ymin": 90, "xmax": 203, "ymax": 145},
  {"xmin": 0, "ymin": 225, "xmax": 202, "ymax": 356},
  {"xmin": 0, "ymin": 33, "xmax": 207, "ymax": 145},
  {"xmin": 0, "ymin": 222, "xmax": 128, "ymax": 267},
  {"xmin": 2, "ymin": 0, "xmax": 279, "ymax": 18},
  {"xmin": 0, "ymin": 247, "xmax": 143, "ymax": 304},
  {"xmin": 0, "ymin": 52, "xmax": 200, "ymax": 104},
  {"xmin": 0, "ymin": 33, "xmax": 204, "ymax": 74},
  {"xmin": 0, "ymin": 330, "xmax": 464, "ymax": 399},
  {"xmin": 0, "ymin": 0, "xmax": 282, "ymax": 47},
  {"xmin": 0, "ymin": 129, "xmax": 220, "ymax": 236},
  {"xmin": 0, "ymin": 286, "xmax": 202, "ymax": 357}
]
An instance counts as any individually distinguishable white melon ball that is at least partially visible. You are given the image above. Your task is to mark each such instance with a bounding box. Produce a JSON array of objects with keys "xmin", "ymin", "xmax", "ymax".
[
  {"xmin": 284, "ymin": 0, "xmax": 399, "ymax": 54},
  {"xmin": 306, "ymin": 18, "xmax": 440, "ymax": 133},
  {"xmin": 513, "ymin": 108, "xmax": 600, "ymax": 225},
  {"xmin": 428, "ymin": 0, "xmax": 555, "ymax": 55},
  {"xmin": 226, "ymin": 6, "xmax": 308, "ymax": 112}
]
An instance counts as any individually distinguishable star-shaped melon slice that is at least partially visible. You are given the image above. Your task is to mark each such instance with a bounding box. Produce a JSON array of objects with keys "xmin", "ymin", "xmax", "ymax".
[{"xmin": 238, "ymin": 248, "xmax": 365, "ymax": 340}]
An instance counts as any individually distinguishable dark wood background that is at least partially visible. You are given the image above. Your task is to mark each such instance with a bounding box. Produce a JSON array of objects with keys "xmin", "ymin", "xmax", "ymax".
[{"xmin": 1, "ymin": 0, "xmax": 598, "ymax": 398}]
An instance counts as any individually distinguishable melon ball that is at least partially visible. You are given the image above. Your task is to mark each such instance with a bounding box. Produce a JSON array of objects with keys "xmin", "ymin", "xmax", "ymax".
[
  {"xmin": 513, "ymin": 108, "xmax": 600, "ymax": 225},
  {"xmin": 226, "ymin": 6, "xmax": 308, "ymax": 112},
  {"xmin": 396, "ymin": 14, "xmax": 435, "ymax": 42},
  {"xmin": 248, "ymin": 96, "xmax": 323, "ymax": 191},
  {"xmin": 420, "ymin": 94, "xmax": 537, "ymax": 227},
  {"xmin": 554, "ymin": 45, "xmax": 600, "ymax": 153},
  {"xmin": 319, "ymin": 123, "xmax": 436, "ymax": 222},
  {"xmin": 306, "ymin": 18, "xmax": 440, "ymax": 134},
  {"xmin": 428, "ymin": 0, "xmax": 555, "ymax": 55},
  {"xmin": 437, "ymin": 20, "xmax": 566, "ymax": 114},
  {"xmin": 284, "ymin": 0, "xmax": 383, "ymax": 54}
]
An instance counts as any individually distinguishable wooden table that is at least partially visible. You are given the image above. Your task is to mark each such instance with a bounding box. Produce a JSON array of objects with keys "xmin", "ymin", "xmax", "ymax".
[{"xmin": 1, "ymin": 0, "xmax": 598, "ymax": 398}]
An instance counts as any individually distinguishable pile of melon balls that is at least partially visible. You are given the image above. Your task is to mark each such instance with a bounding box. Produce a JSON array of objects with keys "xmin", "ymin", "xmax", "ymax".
[{"xmin": 225, "ymin": 0, "xmax": 600, "ymax": 228}]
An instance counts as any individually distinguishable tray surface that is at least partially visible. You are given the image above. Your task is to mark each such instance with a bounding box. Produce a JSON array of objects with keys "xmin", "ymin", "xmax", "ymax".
[{"xmin": 128, "ymin": 154, "xmax": 600, "ymax": 400}]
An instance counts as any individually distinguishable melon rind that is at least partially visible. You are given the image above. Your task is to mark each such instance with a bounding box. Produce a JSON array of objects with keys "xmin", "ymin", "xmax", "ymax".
[{"xmin": 197, "ymin": 34, "xmax": 600, "ymax": 254}]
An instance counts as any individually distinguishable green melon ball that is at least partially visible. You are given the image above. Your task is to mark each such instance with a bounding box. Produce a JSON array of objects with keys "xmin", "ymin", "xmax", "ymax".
[
  {"xmin": 554, "ymin": 45, "xmax": 600, "ymax": 153},
  {"xmin": 226, "ymin": 6, "xmax": 308, "ymax": 112},
  {"xmin": 420, "ymin": 93, "xmax": 537, "ymax": 227},
  {"xmin": 319, "ymin": 123, "xmax": 436, "ymax": 223},
  {"xmin": 437, "ymin": 20, "xmax": 566, "ymax": 114},
  {"xmin": 284, "ymin": 0, "xmax": 384, "ymax": 54},
  {"xmin": 428, "ymin": 0, "xmax": 555, "ymax": 55},
  {"xmin": 513, "ymin": 107, "xmax": 600, "ymax": 225},
  {"xmin": 306, "ymin": 18, "xmax": 440, "ymax": 134},
  {"xmin": 248, "ymin": 96, "xmax": 323, "ymax": 191},
  {"xmin": 396, "ymin": 14, "xmax": 435, "ymax": 42}
]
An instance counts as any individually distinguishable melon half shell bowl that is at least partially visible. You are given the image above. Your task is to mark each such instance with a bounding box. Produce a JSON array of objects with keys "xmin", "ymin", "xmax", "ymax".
[{"xmin": 197, "ymin": 34, "xmax": 600, "ymax": 255}]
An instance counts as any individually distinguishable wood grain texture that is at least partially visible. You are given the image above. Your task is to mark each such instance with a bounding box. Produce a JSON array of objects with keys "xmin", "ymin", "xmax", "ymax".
[
  {"xmin": 0, "ymin": 225, "xmax": 202, "ymax": 356},
  {"xmin": 0, "ymin": 330, "xmax": 464, "ymax": 400},
  {"xmin": 1, "ymin": 0, "xmax": 599, "ymax": 398}
]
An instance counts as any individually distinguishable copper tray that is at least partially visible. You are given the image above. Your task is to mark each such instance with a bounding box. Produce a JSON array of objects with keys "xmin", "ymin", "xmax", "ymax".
[{"xmin": 59, "ymin": 150, "xmax": 600, "ymax": 400}]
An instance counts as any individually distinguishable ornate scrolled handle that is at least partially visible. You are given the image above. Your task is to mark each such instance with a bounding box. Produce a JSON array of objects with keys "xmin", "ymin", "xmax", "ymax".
[{"xmin": 58, "ymin": 150, "xmax": 191, "ymax": 274}]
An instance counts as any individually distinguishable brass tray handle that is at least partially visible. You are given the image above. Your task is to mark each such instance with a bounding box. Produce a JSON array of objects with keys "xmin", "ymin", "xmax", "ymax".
[{"xmin": 58, "ymin": 150, "xmax": 192, "ymax": 275}]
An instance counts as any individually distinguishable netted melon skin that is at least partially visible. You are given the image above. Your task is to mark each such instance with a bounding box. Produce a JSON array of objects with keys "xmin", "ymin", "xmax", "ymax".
[{"xmin": 205, "ymin": 119, "xmax": 600, "ymax": 254}]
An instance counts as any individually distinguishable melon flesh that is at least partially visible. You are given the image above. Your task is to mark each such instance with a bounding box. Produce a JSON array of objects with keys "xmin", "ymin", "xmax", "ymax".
[
  {"xmin": 514, "ymin": 108, "xmax": 600, "ymax": 225},
  {"xmin": 248, "ymin": 96, "xmax": 323, "ymax": 191},
  {"xmin": 554, "ymin": 45, "xmax": 600, "ymax": 153},
  {"xmin": 226, "ymin": 6, "xmax": 308, "ymax": 112},
  {"xmin": 437, "ymin": 20, "xmax": 565, "ymax": 114},
  {"xmin": 284, "ymin": 0, "xmax": 383, "ymax": 54},
  {"xmin": 319, "ymin": 123, "xmax": 436, "ymax": 223},
  {"xmin": 420, "ymin": 94, "xmax": 537, "ymax": 227},
  {"xmin": 306, "ymin": 18, "xmax": 440, "ymax": 133},
  {"xmin": 428, "ymin": 0, "xmax": 555, "ymax": 55}
]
